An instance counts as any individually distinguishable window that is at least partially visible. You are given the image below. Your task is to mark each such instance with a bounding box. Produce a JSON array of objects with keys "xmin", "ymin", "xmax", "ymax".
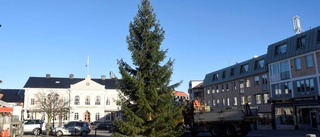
[
  {"xmin": 275, "ymin": 44, "xmax": 287, "ymax": 55},
  {"xmin": 306, "ymin": 54, "xmax": 313, "ymax": 68},
  {"xmin": 264, "ymin": 94, "xmax": 269, "ymax": 104},
  {"xmin": 105, "ymin": 112, "xmax": 111, "ymax": 121},
  {"xmin": 295, "ymin": 58, "xmax": 301, "ymax": 70},
  {"xmin": 63, "ymin": 96, "xmax": 68, "ymax": 104},
  {"xmin": 254, "ymin": 76, "xmax": 260, "ymax": 87},
  {"xmin": 95, "ymin": 96, "xmax": 101, "ymax": 105},
  {"xmin": 63, "ymin": 112, "xmax": 68, "ymax": 120},
  {"xmin": 212, "ymin": 74, "xmax": 219, "ymax": 81},
  {"xmin": 240, "ymin": 64, "xmax": 249, "ymax": 74},
  {"xmin": 222, "ymin": 71, "xmax": 226, "ymax": 79},
  {"xmin": 284, "ymin": 82, "xmax": 292, "ymax": 94},
  {"xmin": 221, "ymin": 85, "xmax": 224, "ymax": 92},
  {"xmin": 222, "ymin": 98, "xmax": 225, "ymax": 107},
  {"xmin": 212, "ymin": 100, "xmax": 216, "ymax": 107},
  {"xmin": 227, "ymin": 98, "xmax": 230, "ymax": 106},
  {"xmin": 246, "ymin": 79, "xmax": 250, "ymax": 88},
  {"xmin": 226, "ymin": 83, "xmax": 229, "ymax": 91},
  {"xmin": 230, "ymin": 68, "xmax": 235, "ymax": 76},
  {"xmin": 95, "ymin": 113, "xmax": 100, "ymax": 121},
  {"xmin": 207, "ymin": 89, "xmax": 210, "ymax": 94},
  {"xmin": 216, "ymin": 86, "xmax": 219, "ymax": 93},
  {"xmin": 247, "ymin": 96, "xmax": 252, "ymax": 105},
  {"xmin": 74, "ymin": 96, "xmax": 80, "ymax": 105},
  {"xmin": 216, "ymin": 99, "xmax": 220, "ymax": 107},
  {"xmin": 85, "ymin": 96, "xmax": 90, "ymax": 105},
  {"xmin": 270, "ymin": 61, "xmax": 289, "ymax": 80},
  {"xmin": 280, "ymin": 61, "xmax": 290, "ymax": 80},
  {"xmin": 255, "ymin": 95, "xmax": 261, "ymax": 104},
  {"xmin": 74, "ymin": 112, "xmax": 79, "ymax": 120},
  {"xmin": 239, "ymin": 80, "xmax": 244, "ymax": 94},
  {"xmin": 241, "ymin": 96, "xmax": 246, "ymax": 105},
  {"xmin": 233, "ymin": 81, "xmax": 237, "ymax": 91},
  {"xmin": 106, "ymin": 97, "xmax": 110, "ymax": 105},
  {"xmin": 296, "ymin": 78, "xmax": 315, "ymax": 92},
  {"xmin": 254, "ymin": 59, "xmax": 265, "ymax": 69},
  {"xmin": 233, "ymin": 97, "xmax": 238, "ymax": 106},
  {"xmin": 275, "ymin": 84, "xmax": 282, "ymax": 95},
  {"xmin": 297, "ymin": 36, "xmax": 306, "ymax": 49},
  {"xmin": 212, "ymin": 87, "xmax": 215, "ymax": 94},
  {"xmin": 30, "ymin": 98, "xmax": 34, "ymax": 105},
  {"xmin": 262, "ymin": 74, "xmax": 268, "ymax": 84}
]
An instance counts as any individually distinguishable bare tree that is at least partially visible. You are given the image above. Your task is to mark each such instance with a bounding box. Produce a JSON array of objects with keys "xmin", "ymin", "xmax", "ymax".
[{"xmin": 34, "ymin": 90, "xmax": 70, "ymax": 137}]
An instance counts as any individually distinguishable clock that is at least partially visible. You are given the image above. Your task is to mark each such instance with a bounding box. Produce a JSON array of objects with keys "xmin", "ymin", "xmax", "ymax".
[{"xmin": 86, "ymin": 82, "xmax": 90, "ymax": 86}]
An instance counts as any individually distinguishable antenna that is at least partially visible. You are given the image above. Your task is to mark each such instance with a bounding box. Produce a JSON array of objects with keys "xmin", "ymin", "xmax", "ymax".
[{"xmin": 292, "ymin": 16, "xmax": 302, "ymax": 34}]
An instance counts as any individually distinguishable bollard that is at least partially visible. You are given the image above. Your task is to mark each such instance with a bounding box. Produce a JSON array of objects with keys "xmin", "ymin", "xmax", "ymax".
[{"xmin": 306, "ymin": 134, "xmax": 316, "ymax": 137}]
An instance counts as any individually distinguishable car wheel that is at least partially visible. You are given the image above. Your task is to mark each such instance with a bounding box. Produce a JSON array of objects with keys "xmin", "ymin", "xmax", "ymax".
[
  {"xmin": 81, "ymin": 131, "xmax": 88, "ymax": 136},
  {"xmin": 33, "ymin": 128, "xmax": 41, "ymax": 135},
  {"xmin": 56, "ymin": 130, "xmax": 63, "ymax": 137}
]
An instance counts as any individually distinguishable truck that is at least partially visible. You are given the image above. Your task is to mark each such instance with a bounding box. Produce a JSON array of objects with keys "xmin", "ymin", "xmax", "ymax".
[{"xmin": 183, "ymin": 100, "xmax": 258, "ymax": 137}]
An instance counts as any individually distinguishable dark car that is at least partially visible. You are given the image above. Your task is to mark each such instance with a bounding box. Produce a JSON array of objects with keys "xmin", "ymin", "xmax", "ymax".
[{"xmin": 93, "ymin": 123, "xmax": 111, "ymax": 130}]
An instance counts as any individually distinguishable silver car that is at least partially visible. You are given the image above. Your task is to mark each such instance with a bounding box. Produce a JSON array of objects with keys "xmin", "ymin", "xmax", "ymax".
[{"xmin": 54, "ymin": 121, "xmax": 92, "ymax": 137}]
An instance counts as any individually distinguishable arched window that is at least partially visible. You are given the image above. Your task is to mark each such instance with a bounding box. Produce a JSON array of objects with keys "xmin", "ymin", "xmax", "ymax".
[
  {"xmin": 95, "ymin": 112, "xmax": 100, "ymax": 121},
  {"xmin": 95, "ymin": 96, "xmax": 101, "ymax": 105},
  {"xmin": 85, "ymin": 96, "xmax": 90, "ymax": 105},
  {"xmin": 74, "ymin": 112, "xmax": 79, "ymax": 120},
  {"xmin": 106, "ymin": 97, "xmax": 110, "ymax": 105},
  {"xmin": 74, "ymin": 95, "xmax": 80, "ymax": 105}
]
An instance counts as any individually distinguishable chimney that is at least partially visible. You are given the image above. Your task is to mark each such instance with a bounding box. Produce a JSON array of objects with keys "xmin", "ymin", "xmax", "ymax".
[
  {"xmin": 69, "ymin": 74, "xmax": 74, "ymax": 79},
  {"xmin": 101, "ymin": 75, "xmax": 106, "ymax": 80},
  {"xmin": 46, "ymin": 74, "xmax": 51, "ymax": 78}
]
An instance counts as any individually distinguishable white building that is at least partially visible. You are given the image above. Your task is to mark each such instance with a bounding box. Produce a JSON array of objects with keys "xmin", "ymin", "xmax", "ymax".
[{"xmin": 23, "ymin": 74, "xmax": 122, "ymax": 126}]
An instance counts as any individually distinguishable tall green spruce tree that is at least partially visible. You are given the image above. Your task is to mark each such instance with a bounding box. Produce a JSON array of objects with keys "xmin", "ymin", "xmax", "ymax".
[{"xmin": 113, "ymin": 0, "xmax": 184, "ymax": 137}]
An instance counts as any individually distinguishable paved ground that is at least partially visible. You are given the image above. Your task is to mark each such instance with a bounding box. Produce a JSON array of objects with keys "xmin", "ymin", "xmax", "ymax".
[
  {"xmin": 182, "ymin": 129, "xmax": 320, "ymax": 137},
  {"xmin": 23, "ymin": 129, "xmax": 320, "ymax": 137}
]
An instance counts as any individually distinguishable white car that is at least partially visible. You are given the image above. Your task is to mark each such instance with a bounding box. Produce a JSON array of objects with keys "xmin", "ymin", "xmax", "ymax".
[
  {"xmin": 23, "ymin": 119, "xmax": 46, "ymax": 135},
  {"xmin": 54, "ymin": 121, "xmax": 92, "ymax": 137}
]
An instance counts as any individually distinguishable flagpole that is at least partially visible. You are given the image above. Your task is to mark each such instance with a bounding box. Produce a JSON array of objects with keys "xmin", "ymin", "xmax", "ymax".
[{"xmin": 86, "ymin": 56, "xmax": 90, "ymax": 78}]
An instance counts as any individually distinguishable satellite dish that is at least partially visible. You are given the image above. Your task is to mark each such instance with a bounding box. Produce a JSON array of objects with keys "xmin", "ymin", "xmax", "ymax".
[{"xmin": 292, "ymin": 16, "xmax": 302, "ymax": 34}]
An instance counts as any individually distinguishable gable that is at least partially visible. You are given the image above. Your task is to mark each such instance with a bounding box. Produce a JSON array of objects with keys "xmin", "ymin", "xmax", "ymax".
[{"xmin": 70, "ymin": 78, "xmax": 105, "ymax": 90}]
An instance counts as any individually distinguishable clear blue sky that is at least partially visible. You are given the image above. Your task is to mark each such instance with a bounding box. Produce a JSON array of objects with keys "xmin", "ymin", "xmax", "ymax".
[{"xmin": 1, "ymin": 0, "xmax": 320, "ymax": 93}]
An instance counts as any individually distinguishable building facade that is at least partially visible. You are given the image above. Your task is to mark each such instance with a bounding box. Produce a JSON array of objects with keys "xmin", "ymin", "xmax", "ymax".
[
  {"xmin": 202, "ymin": 54, "xmax": 272, "ymax": 125},
  {"xmin": 188, "ymin": 80, "xmax": 203, "ymax": 100},
  {"xmin": 23, "ymin": 74, "xmax": 121, "ymax": 126},
  {"xmin": 266, "ymin": 26, "xmax": 320, "ymax": 130}
]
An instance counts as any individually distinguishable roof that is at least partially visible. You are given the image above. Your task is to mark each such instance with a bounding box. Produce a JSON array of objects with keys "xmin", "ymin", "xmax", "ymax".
[
  {"xmin": 0, "ymin": 89, "xmax": 24, "ymax": 103},
  {"xmin": 23, "ymin": 77, "xmax": 123, "ymax": 89},
  {"xmin": 173, "ymin": 91, "xmax": 188, "ymax": 97}
]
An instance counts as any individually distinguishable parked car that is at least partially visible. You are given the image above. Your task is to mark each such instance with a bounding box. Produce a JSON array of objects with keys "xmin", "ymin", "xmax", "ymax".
[
  {"xmin": 54, "ymin": 121, "xmax": 92, "ymax": 137},
  {"xmin": 23, "ymin": 119, "xmax": 46, "ymax": 135},
  {"xmin": 93, "ymin": 123, "xmax": 112, "ymax": 130}
]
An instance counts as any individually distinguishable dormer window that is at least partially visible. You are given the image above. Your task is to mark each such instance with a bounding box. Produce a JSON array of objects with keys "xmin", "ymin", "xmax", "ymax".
[
  {"xmin": 212, "ymin": 73, "xmax": 219, "ymax": 81},
  {"xmin": 230, "ymin": 68, "xmax": 235, "ymax": 76},
  {"xmin": 296, "ymin": 36, "xmax": 306, "ymax": 49},
  {"xmin": 254, "ymin": 59, "xmax": 265, "ymax": 70},
  {"xmin": 240, "ymin": 64, "xmax": 249, "ymax": 74},
  {"xmin": 275, "ymin": 44, "xmax": 287, "ymax": 55}
]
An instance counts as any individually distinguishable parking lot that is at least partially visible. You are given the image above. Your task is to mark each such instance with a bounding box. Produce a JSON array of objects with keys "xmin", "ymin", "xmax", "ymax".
[{"xmin": 23, "ymin": 129, "xmax": 112, "ymax": 137}]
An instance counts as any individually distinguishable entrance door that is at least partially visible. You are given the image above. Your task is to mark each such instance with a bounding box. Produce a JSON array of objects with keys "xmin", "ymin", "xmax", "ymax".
[
  {"xmin": 84, "ymin": 111, "xmax": 90, "ymax": 123},
  {"xmin": 310, "ymin": 112, "xmax": 317, "ymax": 128}
]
